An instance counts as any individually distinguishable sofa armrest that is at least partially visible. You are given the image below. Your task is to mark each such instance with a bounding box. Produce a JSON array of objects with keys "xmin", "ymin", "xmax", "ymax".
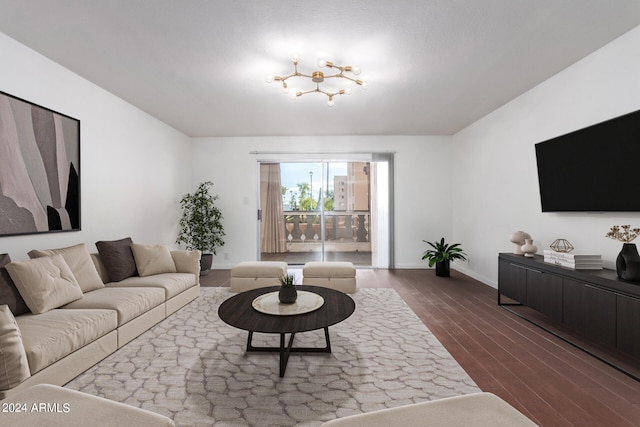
[
  {"xmin": 320, "ymin": 393, "xmax": 537, "ymax": 427},
  {"xmin": 171, "ymin": 250, "xmax": 201, "ymax": 279}
]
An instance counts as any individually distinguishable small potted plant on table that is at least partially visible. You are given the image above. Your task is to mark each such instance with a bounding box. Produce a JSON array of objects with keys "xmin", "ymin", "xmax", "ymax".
[
  {"xmin": 278, "ymin": 273, "xmax": 297, "ymax": 303},
  {"xmin": 422, "ymin": 237, "xmax": 468, "ymax": 277}
]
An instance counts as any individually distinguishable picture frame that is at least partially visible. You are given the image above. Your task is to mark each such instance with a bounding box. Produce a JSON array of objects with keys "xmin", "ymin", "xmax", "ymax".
[{"xmin": 0, "ymin": 90, "xmax": 80, "ymax": 237}]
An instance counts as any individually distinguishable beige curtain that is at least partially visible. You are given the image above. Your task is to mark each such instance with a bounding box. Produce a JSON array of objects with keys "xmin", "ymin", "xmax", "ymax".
[{"xmin": 260, "ymin": 163, "xmax": 287, "ymax": 253}]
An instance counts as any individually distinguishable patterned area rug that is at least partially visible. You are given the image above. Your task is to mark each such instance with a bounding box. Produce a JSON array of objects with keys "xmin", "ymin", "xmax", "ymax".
[{"xmin": 66, "ymin": 288, "xmax": 480, "ymax": 426}]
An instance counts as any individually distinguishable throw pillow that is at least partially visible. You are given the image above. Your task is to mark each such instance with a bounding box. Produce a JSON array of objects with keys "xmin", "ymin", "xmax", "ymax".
[
  {"xmin": 171, "ymin": 250, "xmax": 202, "ymax": 275},
  {"xmin": 95, "ymin": 237, "xmax": 138, "ymax": 282},
  {"xmin": 28, "ymin": 243, "xmax": 105, "ymax": 293},
  {"xmin": 131, "ymin": 243, "xmax": 177, "ymax": 277},
  {"xmin": 0, "ymin": 254, "xmax": 30, "ymax": 316},
  {"xmin": 5, "ymin": 254, "xmax": 84, "ymax": 314},
  {"xmin": 0, "ymin": 305, "xmax": 31, "ymax": 390}
]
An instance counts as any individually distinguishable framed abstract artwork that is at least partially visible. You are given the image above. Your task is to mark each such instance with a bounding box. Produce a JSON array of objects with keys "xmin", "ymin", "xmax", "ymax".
[{"xmin": 0, "ymin": 90, "xmax": 80, "ymax": 237}]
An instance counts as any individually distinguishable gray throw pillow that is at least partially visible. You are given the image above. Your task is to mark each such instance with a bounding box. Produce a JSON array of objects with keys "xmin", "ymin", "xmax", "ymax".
[
  {"xmin": 95, "ymin": 237, "xmax": 138, "ymax": 282},
  {"xmin": 0, "ymin": 254, "xmax": 29, "ymax": 316}
]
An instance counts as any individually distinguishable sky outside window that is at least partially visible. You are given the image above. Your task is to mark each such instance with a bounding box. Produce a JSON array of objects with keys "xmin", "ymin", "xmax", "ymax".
[{"xmin": 280, "ymin": 162, "xmax": 347, "ymax": 209}]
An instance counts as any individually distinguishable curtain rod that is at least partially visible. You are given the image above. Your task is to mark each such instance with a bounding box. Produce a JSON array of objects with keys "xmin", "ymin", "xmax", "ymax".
[{"xmin": 249, "ymin": 151, "xmax": 396, "ymax": 155}]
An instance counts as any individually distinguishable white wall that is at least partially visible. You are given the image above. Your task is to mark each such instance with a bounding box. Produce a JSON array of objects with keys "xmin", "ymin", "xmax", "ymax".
[
  {"xmin": 190, "ymin": 136, "xmax": 452, "ymax": 268},
  {"xmin": 452, "ymin": 25, "xmax": 640, "ymax": 287},
  {"xmin": 0, "ymin": 33, "xmax": 191, "ymax": 260}
]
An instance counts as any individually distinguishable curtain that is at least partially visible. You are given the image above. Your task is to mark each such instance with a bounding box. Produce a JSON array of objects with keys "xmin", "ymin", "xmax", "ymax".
[{"xmin": 260, "ymin": 163, "xmax": 287, "ymax": 253}]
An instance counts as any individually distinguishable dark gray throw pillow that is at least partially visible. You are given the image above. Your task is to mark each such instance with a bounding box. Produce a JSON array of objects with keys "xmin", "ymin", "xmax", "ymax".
[
  {"xmin": 0, "ymin": 253, "xmax": 30, "ymax": 315},
  {"xmin": 95, "ymin": 237, "xmax": 138, "ymax": 282}
]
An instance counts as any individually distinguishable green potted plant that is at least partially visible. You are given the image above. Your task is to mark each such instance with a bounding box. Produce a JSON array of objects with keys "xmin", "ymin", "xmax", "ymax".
[
  {"xmin": 278, "ymin": 273, "xmax": 297, "ymax": 303},
  {"xmin": 422, "ymin": 237, "xmax": 468, "ymax": 277},
  {"xmin": 176, "ymin": 181, "xmax": 225, "ymax": 275}
]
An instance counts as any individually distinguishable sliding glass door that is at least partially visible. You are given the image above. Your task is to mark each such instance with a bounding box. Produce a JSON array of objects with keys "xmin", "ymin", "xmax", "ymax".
[{"xmin": 259, "ymin": 157, "xmax": 391, "ymax": 267}]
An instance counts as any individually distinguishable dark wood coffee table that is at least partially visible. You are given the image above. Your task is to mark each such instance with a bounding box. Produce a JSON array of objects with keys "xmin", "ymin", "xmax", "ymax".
[{"xmin": 218, "ymin": 285, "xmax": 356, "ymax": 377}]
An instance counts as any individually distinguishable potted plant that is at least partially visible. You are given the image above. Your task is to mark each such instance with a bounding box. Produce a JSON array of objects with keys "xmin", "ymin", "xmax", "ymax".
[
  {"xmin": 176, "ymin": 181, "xmax": 225, "ymax": 275},
  {"xmin": 278, "ymin": 273, "xmax": 297, "ymax": 303},
  {"xmin": 422, "ymin": 237, "xmax": 468, "ymax": 277}
]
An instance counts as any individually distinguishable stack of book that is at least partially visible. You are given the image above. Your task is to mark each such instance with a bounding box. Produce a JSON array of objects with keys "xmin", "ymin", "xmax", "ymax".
[{"xmin": 543, "ymin": 250, "xmax": 602, "ymax": 269}]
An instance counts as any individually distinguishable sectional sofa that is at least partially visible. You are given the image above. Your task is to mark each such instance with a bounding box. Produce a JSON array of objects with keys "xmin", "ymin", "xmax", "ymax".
[{"xmin": 0, "ymin": 238, "xmax": 201, "ymax": 400}]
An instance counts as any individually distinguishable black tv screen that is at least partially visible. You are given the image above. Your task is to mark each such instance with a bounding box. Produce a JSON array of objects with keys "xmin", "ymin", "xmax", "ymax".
[{"xmin": 535, "ymin": 109, "xmax": 640, "ymax": 212}]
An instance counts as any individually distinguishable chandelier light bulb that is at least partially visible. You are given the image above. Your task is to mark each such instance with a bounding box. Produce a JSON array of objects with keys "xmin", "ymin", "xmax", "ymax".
[
  {"xmin": 290, "ymin": 52, "xmax": 300, "ymax": 63},
  {"xmin": 327, "ymin": 97, "xmax": 335, "ymax": 107},
  {"xmin": 265, "ymin": 75, "xmax": 274, "ymax": 83},
  {"xmin": 318, "ymin": 58, "xmax": 327, "ymax": 68},
  {"xmin": 345, "ymin": 87, "xmax": 352, "ymax": 95},
  {"xmin": 352, "ymin": 66, "xmax": 361, "ymax": 75},
  {"xmin": 361, "ymin": 81, "xmax": 368, "ymax": 90}
]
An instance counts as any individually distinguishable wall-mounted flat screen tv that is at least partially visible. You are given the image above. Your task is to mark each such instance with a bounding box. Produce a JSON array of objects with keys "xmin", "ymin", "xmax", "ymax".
[{"xmin": 535, "ymin": 109, "xmax": 640, "ymax": 212}]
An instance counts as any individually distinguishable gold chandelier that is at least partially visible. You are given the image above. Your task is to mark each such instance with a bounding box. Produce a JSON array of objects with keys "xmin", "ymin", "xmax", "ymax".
[{"xmin": 266, "ymin": 53, "xmax": 367, "ymax": 107}]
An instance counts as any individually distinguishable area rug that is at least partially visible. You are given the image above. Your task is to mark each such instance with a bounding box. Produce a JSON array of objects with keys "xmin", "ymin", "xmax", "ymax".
[{"xmin": 65, "ymin": 288, "xmax": 480, "ymax": 426}]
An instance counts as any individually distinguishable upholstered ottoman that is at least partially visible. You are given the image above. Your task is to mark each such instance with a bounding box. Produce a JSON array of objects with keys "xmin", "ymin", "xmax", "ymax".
[
  {"xmin": 302, "ymin": 261, "xmax": 356, "ymax": 293},
  {"xmin": 0, "ymin": 384, "xmax": 175, "ymax": 426},
  {"xmin": 230, "ymin": 261, "xmax": 288, "ymax": 292},
  {"xmin": 320, "ymin": 392, "xmax": 537, "ymax": 427}
]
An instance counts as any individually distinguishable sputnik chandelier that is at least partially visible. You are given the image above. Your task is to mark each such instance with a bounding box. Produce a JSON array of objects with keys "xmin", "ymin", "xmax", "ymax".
[{"xmin": 265, "ymin": 53, "xmax": 367, "ymax": 107}]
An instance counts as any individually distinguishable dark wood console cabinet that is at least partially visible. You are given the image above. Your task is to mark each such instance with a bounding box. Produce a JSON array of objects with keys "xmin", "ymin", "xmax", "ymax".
[{"xmin": 498, "ymin": 253, "xmax": 640, "ymax": 367}]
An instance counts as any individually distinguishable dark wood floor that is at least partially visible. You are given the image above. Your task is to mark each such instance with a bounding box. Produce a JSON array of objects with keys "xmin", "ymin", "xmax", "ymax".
[{"xmin": 201, "ymin": 268, "xmax": 640, "ymax": 426}]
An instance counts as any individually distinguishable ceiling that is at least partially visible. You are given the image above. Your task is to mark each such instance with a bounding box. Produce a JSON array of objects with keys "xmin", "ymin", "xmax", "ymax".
[{"xmin": 1, "ymin": 1, "xmax": 640, "ymax": 137}]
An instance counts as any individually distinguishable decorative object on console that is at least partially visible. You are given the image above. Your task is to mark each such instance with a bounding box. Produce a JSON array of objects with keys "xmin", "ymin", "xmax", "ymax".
[
  {"xmin": 520, "ymin": 239, "xmax": 538, "ymax": 257},
  {"xmin": 550, "ymin": 238, "xmax": 574, "ymax": 253},
  {"xmin": 606, "ymin": 225, "xmax": 640, "ymax": 281},
  {"xmin": 509, "ymin": 231, "xmax": 531, "ymax": 255},
  {"xmin": 266, "ymin": 53, "xmax": 367, "ymax": 107},
  {"xmin": 278, "ymin": 273, "xmax": 297, "ymax": 304},
  {"xmin": 0, "ymin": 91, "xmax": 80, "ymax": 237},
  {"xmin": 176, "ymin": 181, "xmax": 225, "ymax": 276},
  {"xmin": 421, "ymin": 238, "xmax": 468, "ymax": 277},
  {"xmin": 543, "ymin": 250, "xmax": 602, "ymax": 270},
  {"xmin": 614, "ymin": 244, "xmax": 640, "ymax": 281}
]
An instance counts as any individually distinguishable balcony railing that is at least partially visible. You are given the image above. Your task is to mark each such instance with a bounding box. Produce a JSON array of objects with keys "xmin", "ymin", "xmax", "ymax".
[{"xmin": 284, "ymin": 210, "xmax": 370, "ymax": 252}]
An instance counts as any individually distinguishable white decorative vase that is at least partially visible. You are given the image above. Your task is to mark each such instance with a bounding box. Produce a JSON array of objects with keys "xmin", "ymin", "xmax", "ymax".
[
  {"xmin": 521, "ymin": 239, "xmax": 538, "ymax": 257},
  {"xmin": 509, "ymin": 231, "xmax": 531, "ymax": 255}
]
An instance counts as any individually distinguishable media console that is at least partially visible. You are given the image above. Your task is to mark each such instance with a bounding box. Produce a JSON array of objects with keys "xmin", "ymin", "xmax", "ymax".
[{"xmin": 498, "ymin": 253, "xmax": 640, "ymax": 380}]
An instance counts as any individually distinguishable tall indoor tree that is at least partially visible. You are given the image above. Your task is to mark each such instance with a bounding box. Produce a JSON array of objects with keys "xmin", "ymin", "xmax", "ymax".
[{"xmin": 176, "ymin": 181, "xmax": 225, "ymax": 275}]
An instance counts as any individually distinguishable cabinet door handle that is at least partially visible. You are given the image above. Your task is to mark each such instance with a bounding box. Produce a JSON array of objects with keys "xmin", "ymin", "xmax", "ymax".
[{"xmin": 510, "ymin": 263, "xmax": 542, "ymax": 274}]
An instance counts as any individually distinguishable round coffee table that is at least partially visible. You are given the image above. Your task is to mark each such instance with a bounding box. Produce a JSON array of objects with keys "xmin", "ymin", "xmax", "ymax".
[{"xmin": 218, "ymin": 285, "xmax": 355, "ymax": 377}]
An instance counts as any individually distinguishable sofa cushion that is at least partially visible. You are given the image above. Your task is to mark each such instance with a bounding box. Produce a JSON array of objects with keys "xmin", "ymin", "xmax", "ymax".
[
  {"xmin": 107, "ymin": 273, "xmax": 196, "ymax": 300},
  {"xmin": 15, "ymin": 308, "xmax": 117, "ymax": 375},
  {"xmin": 62, "ymin": 287, "xmax": 164, "ymax": 326},
  {"xmin": 0, "ymin": 305, "xmax": 31, "ymax": 390},
  {"xmin": 131, "ymin": 243, "xmax": 177, "ymax": 277},
  {"xmin": 5, "ymin": 255, "xmax": 84, "ymax": 314},
  {"xmin": 28, "ymin": 243, "xmax": 105, "ymax": 293},
  {"xmin": 95, "ymin": 237, "xmax": 138, "ymax": 282},
  {"xmin": 0, "ymin": 254, "xmax": 29, "ymax": 316},
  {"xmin": 171, "ymin": 250, "xmax": 201, "ymax": 275}
]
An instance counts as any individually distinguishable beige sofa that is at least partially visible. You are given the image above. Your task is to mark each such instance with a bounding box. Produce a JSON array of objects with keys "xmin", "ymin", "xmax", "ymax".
[
  {"xmin": 1, "ymin": 384, "xmax": 176, "ymax": 426},
  {"xmin": 0, "ymin": 241, "xmax": 200, "ymax": 400}
]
